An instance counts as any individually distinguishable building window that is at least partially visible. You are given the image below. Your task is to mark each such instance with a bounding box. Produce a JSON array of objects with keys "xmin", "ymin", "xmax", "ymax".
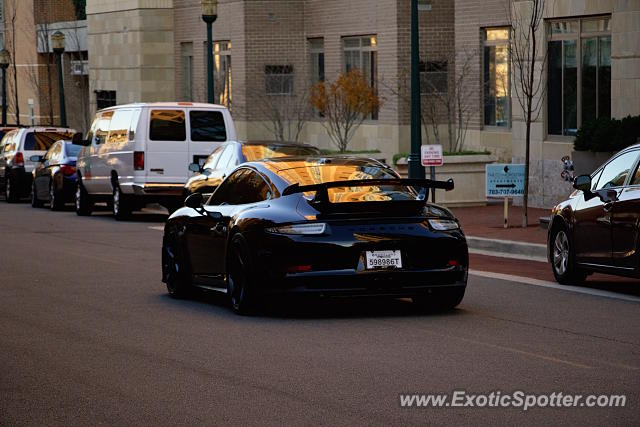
[
  {"xmin": 214, "ymin": 41, "xmax": 231, "ymax": 107},
  {"xmin": 96, "ymin": 90, "xmax": 116, "ymax": 110},
  {"xmin": 181, "ymin": 42, "xmax": 193, "ymax": 101},
  {"xmin": 309, "ymin": 38, "xmax": 324, "ymax": 84},
  {"xmin": 548, "ymin": 17, "xmax": 611, "ymax": 136},
  {"xmin": 483, "ymin": 28, "xmax": 510, "ymax": 128},
  {"xmin": 342, "ymin": 35, "xmax": 378, "ymax": 119},
  {"xmin": 265, "ymin": 65, "xmax": 294, "ymax": 95},
  {"xmin": 420, "ymin": 61, "xmax": 448, "ymax": 94}
]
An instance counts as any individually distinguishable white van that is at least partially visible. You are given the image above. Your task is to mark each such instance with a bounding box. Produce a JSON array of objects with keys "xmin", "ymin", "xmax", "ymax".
[{"xmin": 73, "ymin": 102, "xmax": 236, "ymax": 219}]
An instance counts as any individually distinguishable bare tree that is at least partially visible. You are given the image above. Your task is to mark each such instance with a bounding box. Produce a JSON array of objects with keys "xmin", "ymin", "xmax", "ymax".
[
  {"xmin": 383, "ymin": 49, "xmax": 477, "ymax": 154},
  {"xmin": 508, "ymin": 0, "xmax": 549, "ymax": 228},
  {"xmin": 250, "ymin": 74, "xmax": 312, "ymax": 143}
]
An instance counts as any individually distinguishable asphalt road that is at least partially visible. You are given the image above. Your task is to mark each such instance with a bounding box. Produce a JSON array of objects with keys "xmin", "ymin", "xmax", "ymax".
[{"xmin": 1, "ymin": 201, "xmax": 639, "ymax": 426}]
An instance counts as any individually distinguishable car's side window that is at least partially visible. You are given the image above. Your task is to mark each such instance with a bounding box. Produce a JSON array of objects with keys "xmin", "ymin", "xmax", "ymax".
[
  {"xmin": 207, "ymin": 169, "xmax": 271, "ymax": 206},
  {"xmin": 630, "ymin": 161, "xmax": 640, "ymax": 186},
  {"xmin": 215, "ymin": 145, "xmax": 235, "ymax": 172},
  {"xmin": 93, "ymin": 112, "xmax": 113, "ymax": 145},
  {"xmin": 207, "ymin": 168, "xmax": 248, "ymax": 205},
  {"xmin": 590, "ymin": 169, "xmax": 603, "ymax": 191},
  {"xmin": 594, "ymin": 150, "xmax": 639, "ymax": 190}
]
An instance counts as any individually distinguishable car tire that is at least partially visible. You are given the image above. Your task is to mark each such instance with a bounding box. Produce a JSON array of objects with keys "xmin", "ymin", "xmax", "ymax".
[
  {"xmin": 550, "ymin": 225, "xmax": 587, "ymax": 285},
  {"xmin": 412, "ymin": 287, "xmax": 465, "ymax": 312},
  {"xmin": 162, "ymin": 228, "xmax": 191, "ymax": 299},
  {"xmin": 75, "ymin": 181, "xmax": 92, "ymax": 216},
  {"xmin": 112, "ymin": 185, "xmax": 132, "ymax": 221},
  {"xmin": 49, "ymin": 181, "xmax": 63, "ymax": 211},
  {"xmin": 31, "ymin": 182, "xmax": 44, "ymax": 208},
  {"xmin": 5, "ymin": 175, "xmax": 18, "ymax": 203},
  {"xmin": 227, "ymin": 234, "xmax": 257, "ymax": 315}
]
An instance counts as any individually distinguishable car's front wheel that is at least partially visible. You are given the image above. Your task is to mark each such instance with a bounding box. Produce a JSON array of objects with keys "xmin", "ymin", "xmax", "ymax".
[
  {"xmin": 227, "ymin": 234, "xmax": 257, "ymax": 315},
  {"xmin": 163, "ymin": 230, "xmax": 191, "ymax": 298},
  {"xmin": 550, "ymin": 225, "xmax": 587, "ymax": 285}
]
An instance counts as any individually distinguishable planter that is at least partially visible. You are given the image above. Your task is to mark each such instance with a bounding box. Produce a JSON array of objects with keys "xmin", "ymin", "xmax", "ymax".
[
  {"xmin": 571, "ymin": 150, "xmax": 615, "ymax": 176},
  {"xmin": 395, "ymin": 154, "xmax": 497, "ymax": 207}
]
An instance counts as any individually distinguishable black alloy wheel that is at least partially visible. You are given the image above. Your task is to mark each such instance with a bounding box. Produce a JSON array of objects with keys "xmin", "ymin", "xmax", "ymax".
[
  {"xmin": 227, "ymin": 234, "xmax": 257, "ymax": 315},
  {"xmin": 163, "ymin": 231, "xmax": 191, "ymax": 298},
  {"xmin": 550, "ymin": 225, "xmax": 587, "ymax": 285}
]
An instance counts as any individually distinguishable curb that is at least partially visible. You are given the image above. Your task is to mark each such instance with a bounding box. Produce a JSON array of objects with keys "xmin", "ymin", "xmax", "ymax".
[{"xmin": 466, "ymin": 236, "xmax": 547, "ymax": 261}]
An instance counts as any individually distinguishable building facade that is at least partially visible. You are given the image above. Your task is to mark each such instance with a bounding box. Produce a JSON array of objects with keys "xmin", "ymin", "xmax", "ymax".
[
  {"xmin": 1, "ymin": 0, "xmax": 89, "ymax": 131},
  {"xmin": 85, "ymin": 0, "xmax": 640, "ymax": 208}
]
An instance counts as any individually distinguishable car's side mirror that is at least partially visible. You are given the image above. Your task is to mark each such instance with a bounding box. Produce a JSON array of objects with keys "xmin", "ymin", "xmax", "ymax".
[
  {"xmin": 29, "ymin": 155, "xmax": 43, "ymax": 163},
  {"xmin": 72, "ymin": 132, "xmax": 90, "ymax": 146},
  {"xmin": 188, "ymin": 163, "xmax": 201, "ymax": 173},
  {"xmin": 184, "ymin": 192, "xmax": 203, "ymax": 209},
  {"xmin": 573, "ymin": 174, "xmax": 592, "ymax": 192}
]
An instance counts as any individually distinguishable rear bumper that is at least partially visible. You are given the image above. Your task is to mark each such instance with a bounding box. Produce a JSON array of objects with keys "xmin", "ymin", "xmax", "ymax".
[
  {"xmin": 272, "ymin": 269, "xmax": 467, "ymax": 297},
  {"xmin": 120, "ymin": 182, "xmax": 185, "ymax": 205}
]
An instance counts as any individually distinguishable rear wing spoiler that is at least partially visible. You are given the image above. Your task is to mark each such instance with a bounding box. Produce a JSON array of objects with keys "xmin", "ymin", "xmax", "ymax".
[{"xmin": 282, "ymin": 178, "xmax": 454, "ymax": 204}]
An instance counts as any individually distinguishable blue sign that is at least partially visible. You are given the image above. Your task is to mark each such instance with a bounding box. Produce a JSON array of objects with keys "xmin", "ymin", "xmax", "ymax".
[{"xmin": 486, "ymin": 164, "xmax": 525, "ymax": 197}]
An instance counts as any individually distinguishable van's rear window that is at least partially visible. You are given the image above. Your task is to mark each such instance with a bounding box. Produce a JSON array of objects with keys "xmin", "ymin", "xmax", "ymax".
[
  {"xmin": 149, "ymin": 110, "xmax": 186, "ymax": 141},
  {"xmin": 24, "ymin": 132, "xmax": 74, "ymax": 151},
  {"xmin": 190, "ymin": 111, "xmax": 226, "ymax": 142}
]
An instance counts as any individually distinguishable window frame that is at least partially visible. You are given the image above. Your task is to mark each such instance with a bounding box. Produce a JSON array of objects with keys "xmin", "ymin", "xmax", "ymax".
[
  {"xmin": 483, "ymin": 27, "xmax": 511, "ymax": 130},
  {"xmin": 264, "ymin": 65, "xmax": 294, "ymax": 96},
  {"xmin": 546, "ymin": 16, "xmax": 611, "ymax": 139},
  {"xmin": 213, "ymin": 41, "xmax": 232, "ymax": 107},
  {"xmin": 341, "ymin": 35, "xmax": 379, "ymax": 120}
]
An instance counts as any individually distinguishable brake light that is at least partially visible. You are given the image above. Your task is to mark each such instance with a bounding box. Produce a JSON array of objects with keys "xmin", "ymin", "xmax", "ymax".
[
  {"xmin": 14, "ymin": 152, "xmax": 24, "ymax": 166},
  {"xmin": 60, "ymin": 165, "xmax": 76, "ymax": 176},
  {"xmin": 134, "ymin": 151, "xmax": 144, "ymax": 170},
  {"xmin": 447, "ymin": 260, "xmax": 459, "ymax": 267},
  {"xmin": 286, "ymin": 265, "xmax": 312, "ymax": 274}
]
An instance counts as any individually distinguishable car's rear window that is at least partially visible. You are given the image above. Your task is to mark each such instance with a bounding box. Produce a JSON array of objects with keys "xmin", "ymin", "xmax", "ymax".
[
  {"xmin": 242, "ymin": 145, "xmax": 321, "ymax": 161},
  {"xmin": 149, "ymin": 110, "xmax": 186, "ymax": 141},
  {"xmin": 24, "ymin": 131, "xmax": 74, "ymax": 151},
  {"xmin": 190, "ymin": 111, "xmax": 226, "ymax": 142},
  {"xmin": 275, "ymin": 163, "xmax": 415, "ymax": 203},
  {"xmin": 65, "ymin": 144, "xmax": 82, "ymax": 157}
]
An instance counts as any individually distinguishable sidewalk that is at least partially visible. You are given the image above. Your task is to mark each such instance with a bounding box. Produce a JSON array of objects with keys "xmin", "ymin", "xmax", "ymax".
[{"xmin": 450, "ymin": 202, "xmax": 549, "ymax": 261}]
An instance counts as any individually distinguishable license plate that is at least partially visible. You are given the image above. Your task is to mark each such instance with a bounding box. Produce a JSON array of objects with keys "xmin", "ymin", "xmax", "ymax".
[{"xmin": 365, "ymin": 250, "xmax": 402, "ymax": 269}]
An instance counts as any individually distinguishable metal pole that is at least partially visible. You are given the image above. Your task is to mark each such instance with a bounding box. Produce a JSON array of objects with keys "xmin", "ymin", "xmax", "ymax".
[
  {"xmin": 408, "ymin": 0, "xmax": 424, "ymax": 179},
  {"xmin": 56, "ymin": 52, "xmax": 67, "ymax": 127},
  {"xmin": 1, "ymin": 68, "xmax": 6, "ymax": 126},
  {"xmin": 206, "ymin": 20, "xmax": 214, "ymax": 104}
]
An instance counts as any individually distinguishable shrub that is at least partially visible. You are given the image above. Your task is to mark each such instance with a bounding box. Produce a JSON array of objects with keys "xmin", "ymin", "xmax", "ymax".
[{"xmin": 574, "ymin": 115, "xmax": 640, "ymax": 152}]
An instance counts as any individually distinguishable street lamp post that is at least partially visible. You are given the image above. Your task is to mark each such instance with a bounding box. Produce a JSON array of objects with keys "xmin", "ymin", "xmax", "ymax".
[
  {"xmin": 201, "ymin": 0, "xmax": 218, "ymax": 104},
  {"xmin": 51, "ymin": 31, "xmax": 67, "ymax": 128},
  {"xmin": 0, "ymin": 49, "xmax": 9, "ymax": 126},
  {"xmin": 408, "ymin": 0, "xmax": 425, "ymax": 180}
]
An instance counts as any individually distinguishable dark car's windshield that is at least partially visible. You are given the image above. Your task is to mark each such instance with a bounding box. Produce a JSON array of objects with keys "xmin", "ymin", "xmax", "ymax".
[
  {"xmin": 64, "ymin": 143, "xmax": 82, "ymax": 157},
  {"xmin": 272, "ymin": 161, "xmax": 415, "ymax": 203},
  {"xmin": 24, "ymin": 131, "xmax": 74, "ymax": 151},
  {"xmin": 242, "ymin": 145, "xmax": 321, "ymax": 162}
]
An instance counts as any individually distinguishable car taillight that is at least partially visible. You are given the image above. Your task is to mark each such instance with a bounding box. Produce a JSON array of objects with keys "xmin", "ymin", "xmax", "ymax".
[
  {"xmin": 14, "ymin": 152, "xmax": 24, "ymax": 166},
  {"xmin": 134, "ymin": 151, "xmax": 144, "ymax": 170},
  {"xmin": 60, "ymin": 165, "xmax": 76, "ymax": 176}
]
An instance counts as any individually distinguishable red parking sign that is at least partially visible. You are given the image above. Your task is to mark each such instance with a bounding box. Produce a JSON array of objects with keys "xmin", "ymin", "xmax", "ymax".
[{"xmin": 421, "ymin": 144, "xmax": 443, "ymax": 166}]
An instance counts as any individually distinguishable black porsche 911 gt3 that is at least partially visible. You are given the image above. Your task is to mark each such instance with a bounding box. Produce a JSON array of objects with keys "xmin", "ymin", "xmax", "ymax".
[{"xmin": 162, "ymin": 156, "xmax": 468, "ymax": 314}]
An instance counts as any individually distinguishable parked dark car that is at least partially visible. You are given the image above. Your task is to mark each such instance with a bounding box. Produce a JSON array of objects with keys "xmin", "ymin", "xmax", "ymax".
[
  {"xmin": 30, "ymin": 140, "xmax": 81, "ymax": 210},
  {"xmin": 163, "ymin": 156, "xmax": 467, "ymax": 314},
  {"xmin": 184, "ymin": 140, "xmax": 321, "ymax": 198},
  {"xmin": 548, "ymin": 144, "xmax": 640, "ymax": 284}
]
